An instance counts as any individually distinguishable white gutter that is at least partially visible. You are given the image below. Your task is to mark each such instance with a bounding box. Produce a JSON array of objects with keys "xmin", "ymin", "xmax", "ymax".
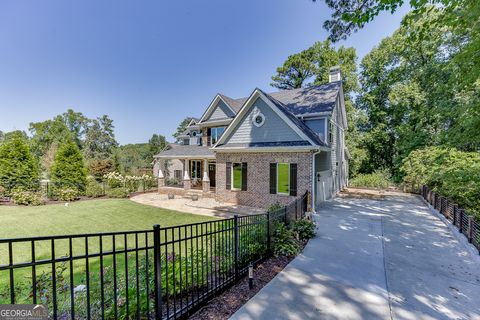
[{"xmin": 311, "ymin": 149, "xmax": 321, "ymax": 213}]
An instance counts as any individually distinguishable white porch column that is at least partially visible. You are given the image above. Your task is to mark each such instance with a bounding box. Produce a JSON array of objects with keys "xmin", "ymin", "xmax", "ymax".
[
  {"xmin": 183, "ymin": 159, "xmax": 191, "ymax": 190},
  {"xmin": 202, "ymin": 159, "xmax": 210, "ymax": 193},
  {"xmin": 157, "ymin": 160, "xmax": 165, "ymax": 191}
]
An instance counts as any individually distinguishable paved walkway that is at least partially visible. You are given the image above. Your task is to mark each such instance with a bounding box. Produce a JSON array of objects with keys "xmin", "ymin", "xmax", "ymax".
[
  {"xmin": 130, "ymin": 193, "xmax": 264, "ymax": 218},
  {"xmin": 231, "ymin": 194, "xmax": 480, "ymax": 320}
]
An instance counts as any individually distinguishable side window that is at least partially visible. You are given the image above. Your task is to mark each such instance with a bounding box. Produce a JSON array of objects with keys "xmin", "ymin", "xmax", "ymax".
[
  {"xmin": 270, "ymin": 163, "xmax": 297, "ymax": 196},
  {"xmin": 329, "ymin": 121, "xmax": 334, "ymax": 145},
  {"xmin": 232, "ymin": 163, "xmax": 242, "ymax": 190},
  {"xmin": 211, "ymin": 127, "xmax": 226, "ymax": 144},
  {"xmin": 277, "ymin": 163, "xmax": 290, "ymax": 195},
  {"xmin": 183, "ymin": 138, "xmax": 190, "ymax": 145},
  {"xmin": 227, "ymin": 162, "xmax": 248, "ymax": 191}
]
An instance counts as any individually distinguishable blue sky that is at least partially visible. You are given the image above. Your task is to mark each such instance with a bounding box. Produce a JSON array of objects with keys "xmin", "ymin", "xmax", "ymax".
[{"xmin": 0, "ymin": 1, "xmax": 409, "ymax": 144}]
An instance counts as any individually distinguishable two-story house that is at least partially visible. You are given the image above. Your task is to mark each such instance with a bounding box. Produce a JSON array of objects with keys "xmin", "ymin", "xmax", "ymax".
[{"xmin": 154, "ymin": 67, "xmax": 348, "ymax": 212}]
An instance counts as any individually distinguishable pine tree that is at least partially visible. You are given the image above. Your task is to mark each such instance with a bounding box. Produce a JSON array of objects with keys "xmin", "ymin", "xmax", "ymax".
[
  {"xmin": 50, "ymin": 137, "xmax": 87, "ymax": 191},
  {"xmin": 0, "ymin": 133, "xmax": 40, "ymax": 190}
]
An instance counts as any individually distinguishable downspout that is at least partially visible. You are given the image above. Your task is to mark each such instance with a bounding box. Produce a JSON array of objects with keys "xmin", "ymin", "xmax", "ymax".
[{"xmin": 311, "ymin": 149, "xmax": 321, "ymax": 213}]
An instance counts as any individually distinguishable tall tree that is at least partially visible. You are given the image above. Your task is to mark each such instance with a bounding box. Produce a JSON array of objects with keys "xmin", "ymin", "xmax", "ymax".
[
  {"xmin": 50, "ymin": 137, "xmax": 87, "ymax": 191},
  {"xmin": 0, "ymin": 132, "xmax": 39, "ymax": 190},
  {"xmin": 357, "ymin": 8, "xmax": 470, "ymax": 179},
  {"xmin": 271, "ymin": 40, "xmax": 358, "ymax": 94},
  {"xmin": 148, "ymin": 134, "xmax": 167, "ymax": 158},
  {"xmin": 271, "ymin": 48, "xmax": 316, "ymax": 89},
  {"xmin": 83, "ymin": 115, "xmax": 118, "ymax": 160},
  {"xmin": 271, "ymin": 40, "xmax": 364, "ymax": 175},
  {"xmin": 172, "ymin": 117, "xmax": 193, "ymax": 143}
]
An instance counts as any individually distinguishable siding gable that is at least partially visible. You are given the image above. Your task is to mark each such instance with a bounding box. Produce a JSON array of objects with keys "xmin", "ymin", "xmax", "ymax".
[
  {"xmin": 205, "ymin": 99, "xmax": 236, "ymax": 121},
  {"xmin": 223, "ymin": 97, "xmax": 303, "ymax": 144}
]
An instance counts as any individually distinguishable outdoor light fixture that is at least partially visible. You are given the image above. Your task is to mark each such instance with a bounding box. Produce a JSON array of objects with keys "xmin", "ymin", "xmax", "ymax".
[{"xmin": 248, "ymin": 263, "xmax": 254, "ymax": 289}]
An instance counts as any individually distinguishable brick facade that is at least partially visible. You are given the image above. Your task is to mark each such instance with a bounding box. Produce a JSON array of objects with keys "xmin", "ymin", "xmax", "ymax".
[{"xmin": 215, "ymin": 151, "xmax": 313, "ymax": 209}]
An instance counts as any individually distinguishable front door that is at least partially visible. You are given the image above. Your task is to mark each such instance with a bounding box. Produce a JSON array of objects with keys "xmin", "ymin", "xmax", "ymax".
[{"xmin": 208, "ymin": 163, "xmax": 216, "ymax": 188}]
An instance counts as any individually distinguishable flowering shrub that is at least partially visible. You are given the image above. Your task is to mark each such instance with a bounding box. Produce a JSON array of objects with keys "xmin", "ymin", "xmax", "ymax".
[
  {"xmin": 57, "ymin": 188, "xmax": 79, "ymax": 202},
  {"xmin": 11, "ymin": 190, "xmax": 46, "ymax": 206},
  {"xmin": 103, "ymin": 172, "xmax": 156, "ymax": 192}
]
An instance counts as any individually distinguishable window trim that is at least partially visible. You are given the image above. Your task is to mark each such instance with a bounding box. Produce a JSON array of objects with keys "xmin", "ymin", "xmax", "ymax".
[
  {"xmin": 211, "ymin": 126, "xmax": 226, "ymax": 144},
  {"xmin": 276, "ymin": 162, "xmax": 290, "ymax": 195},
  {"xmin": 231, "ymin": 162, "xmax": 243, "ymax": 191},
  {"xmin": 190, "ymin": 160, "xmax": 202, "ymax": 179}
]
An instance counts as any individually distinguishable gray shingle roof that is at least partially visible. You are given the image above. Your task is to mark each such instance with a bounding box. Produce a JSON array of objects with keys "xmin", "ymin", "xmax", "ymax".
[
  {"xmin": 268, "ymin": 82, "xmax": 340, "ymax": 116},
  {"xmin": 154, "ymin": 144, "xmax": 215, "ymax": 158},
  {"xmin": 220, "ymin": 82, "xmax": 340, "ymax": 116},
  {"xmin": 219, "ymin": 94, "xmax": 247, "ymax": 113}
]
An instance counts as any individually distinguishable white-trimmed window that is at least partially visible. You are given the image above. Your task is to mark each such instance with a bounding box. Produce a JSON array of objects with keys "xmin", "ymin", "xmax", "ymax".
[
  {"xmin": 190, "ymin": 160, "xmax": 201, "ymax": 179},
  {"xmin": 269, "ymin": 162, "xmax": 297, "ymax": 196},
  {"xmin": 211, "ymin": 127, "xmax": 226, "ymax": 144}
]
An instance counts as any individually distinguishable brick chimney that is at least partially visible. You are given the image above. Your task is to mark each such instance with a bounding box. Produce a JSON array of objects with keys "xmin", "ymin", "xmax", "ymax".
[{"xmin": 329, "ymin": 66, "xmax": 341, "ymax": 82}]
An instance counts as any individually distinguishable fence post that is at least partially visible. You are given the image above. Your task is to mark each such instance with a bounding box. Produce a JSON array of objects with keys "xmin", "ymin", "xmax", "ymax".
[
  {"xmin": 266, "ymin": 211, "xmax": 271, "ymax": 256},
  {"xmin": 153, "ymin": 224, "xmax": 162, "ymax": 320},
  {"xmin": 453, "ymin": 204, "xmax": 457, "ymax": 226},
  {"xmin": 459, "ymin": 209, "xmax": 464, "ymax": 233},
  {"xmin": 234, "ymin": 215, "xmax": 239, "ymax": 282},
  {"xmin": 468, "ymin": 217, "xmax": 474, "ymax": 243}
]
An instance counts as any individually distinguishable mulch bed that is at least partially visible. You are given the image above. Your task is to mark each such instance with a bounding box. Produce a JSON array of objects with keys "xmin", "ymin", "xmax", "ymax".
[{"xmin": 189, "ymin": 255, "xmax": 294, "ymax": 320}]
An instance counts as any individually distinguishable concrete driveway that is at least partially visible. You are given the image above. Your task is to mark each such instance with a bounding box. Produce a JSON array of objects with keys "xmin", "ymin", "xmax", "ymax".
[{"xmin": 231, "ymin": 194, "xmax": 480, "ymax": 320}]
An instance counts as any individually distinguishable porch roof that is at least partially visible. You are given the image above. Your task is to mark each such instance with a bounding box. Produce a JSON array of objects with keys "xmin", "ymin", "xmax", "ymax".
[{"xmin": 154, "ymin": 144, "xmax": 215, "ymax": 159}]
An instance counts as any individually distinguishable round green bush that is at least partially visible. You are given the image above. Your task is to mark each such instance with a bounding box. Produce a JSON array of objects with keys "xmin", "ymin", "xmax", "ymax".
[
  {"xmin": 292, "ymin": 219, "xmax": 316, "ymax": 241},
  {"xmin": 11, "ymin": 190, "xmax": 45, "ymax": 206},
  {"xmin": 272, "ymin": 223, "xmax": 301, "ymax": 257},
  {"xmin": 86, "ymin": 181, "xmax": 104, "ymax": 198},
  {"xmin": 106, "ymin": 187, "xmax": 129, "ymax": 198}
]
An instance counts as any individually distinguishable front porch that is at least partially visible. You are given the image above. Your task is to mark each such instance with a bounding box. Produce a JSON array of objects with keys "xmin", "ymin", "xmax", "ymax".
[{"xmin": 154, "ymin": 145, "xmax": 216, "ymax": 195}]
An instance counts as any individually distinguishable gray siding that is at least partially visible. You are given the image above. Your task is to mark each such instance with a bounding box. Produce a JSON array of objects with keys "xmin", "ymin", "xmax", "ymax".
[
  {"xmin": 305, "ymin": 118, "xmax": 326, "ymax": 141},
  {"xmin": 224, "ymin": 97, "xmax": 303, "ymax": 144},
  {"xmin": 206, "ymin": 100, "xmax": 235, "ymax": 121}
]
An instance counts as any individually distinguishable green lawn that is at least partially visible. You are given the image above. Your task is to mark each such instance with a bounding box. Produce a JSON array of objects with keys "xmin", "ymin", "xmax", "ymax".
[
  {"xmin": 0, "ymin": 198, "xmax": 216, "ymax": 239},
  {"xmin": 0, "ymin": 199, "xmax": 219, "ymax": 307}
]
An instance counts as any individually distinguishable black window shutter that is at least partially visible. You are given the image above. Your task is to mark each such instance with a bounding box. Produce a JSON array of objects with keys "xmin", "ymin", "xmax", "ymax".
[
  {"xmin": 241, "ymin": 162, "xmax": 248, "ymax": 191},
  {"xmin": 269, "ymin": 163, "xmax": 277, "ymax": 194},
  {"xmin": 290, "ymin": 163, "xmax": 297, "ymax": 196},
  {"xmin": 226, "ymin": 162, "xmax": 232, "ymax": 190}
]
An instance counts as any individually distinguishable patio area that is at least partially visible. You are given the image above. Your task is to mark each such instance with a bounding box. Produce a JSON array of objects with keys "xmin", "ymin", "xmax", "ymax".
[{"xmin": 130, "ymin": 192, "xmax": 265, "ymax": 218}]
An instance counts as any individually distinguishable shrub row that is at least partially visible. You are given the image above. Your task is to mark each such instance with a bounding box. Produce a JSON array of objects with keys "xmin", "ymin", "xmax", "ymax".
[{"xmin": 401, "ymin": 146, "xmax": 480, "ymax": 219}]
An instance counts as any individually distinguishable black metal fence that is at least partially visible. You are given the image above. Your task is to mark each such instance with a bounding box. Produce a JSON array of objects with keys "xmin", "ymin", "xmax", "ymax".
[
  {"xmin": 0, "ymin": 192, "xmax": 309, "ymax": 319},
  {"xmin": 421, "ymin": 185, "xmax": 480, "ymax": 254}
]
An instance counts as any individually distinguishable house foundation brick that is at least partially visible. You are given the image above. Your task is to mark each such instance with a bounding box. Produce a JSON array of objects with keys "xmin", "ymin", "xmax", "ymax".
[{"xmin": 215, "ymin": 151, "xmax": 313, "ymax": 209}]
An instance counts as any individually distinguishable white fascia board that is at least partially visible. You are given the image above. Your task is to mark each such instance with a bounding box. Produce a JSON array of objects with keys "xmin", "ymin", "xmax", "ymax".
[
  {"xmin": 213, "ymin": 146, "xmax": 330, "ymax": 153},
  {"xmin": 197, "ymin": 119, "xmax": 232, "ymax": 127}
]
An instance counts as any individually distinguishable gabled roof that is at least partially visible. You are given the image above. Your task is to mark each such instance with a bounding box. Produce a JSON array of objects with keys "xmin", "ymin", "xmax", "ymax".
[
  {"xmin": 213, "ymin": 88, "xmax": 328, "ymax": 150},
  {"xmin": 218, "ymin": 94, "xmax": 247, "ymax": 113},
  {"xmin": 198, "ymin": 94, "xmax": 236, "ymax": 123},
  {"xmin": 264, "ymin": 92, "xmax": 327, "ymax": 147},
  {"xmin": 217, "ymin": 82, "xmax": 341, "ymax": 118}
]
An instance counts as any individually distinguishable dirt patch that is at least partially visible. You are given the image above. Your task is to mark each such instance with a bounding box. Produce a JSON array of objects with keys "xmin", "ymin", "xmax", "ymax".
[
  {"xmin": 189, "ymin": 255, "xmax": 294, "ymax": 320},
  {"xmin": 340, "ymin": 187, "xmax": 409, "ymax": 200}
]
